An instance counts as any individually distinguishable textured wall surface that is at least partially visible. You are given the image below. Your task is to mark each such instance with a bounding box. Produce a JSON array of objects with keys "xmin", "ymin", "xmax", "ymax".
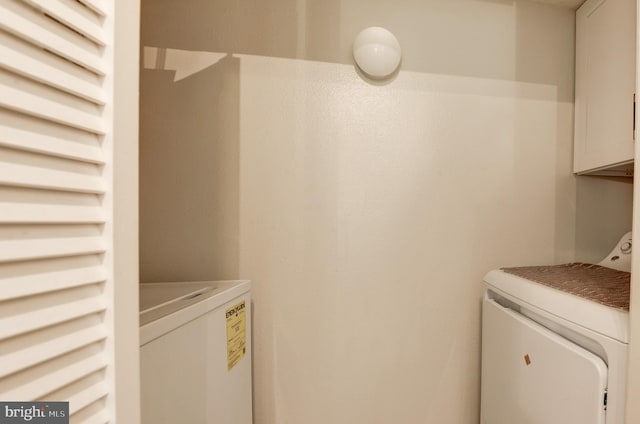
[
  {"xmin": 139, "ymin": 1, "xmax": 633, "ymax": 422},
  {"xmin": 235, "ymin": 55, "xmax": 572, "ymax": 424}
]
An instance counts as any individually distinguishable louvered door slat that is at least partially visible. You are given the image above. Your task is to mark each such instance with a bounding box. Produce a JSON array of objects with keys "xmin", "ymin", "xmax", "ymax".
[
  {"xmin": 0, "ymin": 84, "xmax": 105, "ymax": 135},
  {"xmin": 0, "ymin": 122, "xmax": 103, "ymax": 163},
  {"xmin": 0, "ymin": 1, "xmax": 105, "ymax": 75},
  {"xmin": 0, "ymin": 257, "xmax": 106, "ymax": 301},
  {"xmin": 71, "ymin": 406, "xmax": 109, "ymax": 424},
  {"xmin": 0, "ymin": 187, "xmax": 105, "ymax": 226},
  {"xmin": 0, "ymin": 109, "xmax": 104, "ymax": 164},
  {"xmin": 0, "ymin": 294, "xmax": 106, "ymax": 340},
  {"xmin": 0, "ymin": 201, "xmax": 105, "ymax": 224},
  {"xmin": 38, "ymin": 372, "xmax": 108, "ymax": 416},
  {"xmin": 2, "ymin": 350, "xmax": 108, "ymax": 400},
  {"xmin": 65, "ymin": 381, "xmax": 109, "ymax": 415},
  {"xmin": 0, "ymin": 39, "xmax": 106, "ymax": 105},
  {"xmin": 22, "ymin": 0, "xmax": 107, "ymax": 47},
  {"xmin": 0, "ymin": 236, "xmax": 105, "ymax": 264},
  {"xmin": 0, "ymin": 161, "xmax": 105, "ymax": 194},
  {"xmin": 76, "ymin": 0, "xmax": 107, "ymax": 18},
  {"xmin": 0, "ymin": 323, "xmax": 107, "ymax": 378}
]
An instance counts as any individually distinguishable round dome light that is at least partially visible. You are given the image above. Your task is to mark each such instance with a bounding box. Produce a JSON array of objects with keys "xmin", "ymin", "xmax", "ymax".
[{"xmin": 353, "ymin": 27, "xmax": 402, "ymax": 79}]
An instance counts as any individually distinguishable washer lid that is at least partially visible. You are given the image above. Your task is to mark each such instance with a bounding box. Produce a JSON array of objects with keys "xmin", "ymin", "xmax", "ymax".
[
  {"xmin": 484, "ymin": 269, "xmax": 629, "ymax": 343},
  {"xmin": 139, "ymin": 280, "xmax": 251, "ymax": 345},
  {"xmin": 140, "ymin": 282, "xmax": 215, "ymax": 314}
]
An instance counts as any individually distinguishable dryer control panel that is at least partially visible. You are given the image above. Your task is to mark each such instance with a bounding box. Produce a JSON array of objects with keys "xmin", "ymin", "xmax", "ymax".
[{"xmin": 598, "ymin": 231, "xmax": 632, "ymax": 272}]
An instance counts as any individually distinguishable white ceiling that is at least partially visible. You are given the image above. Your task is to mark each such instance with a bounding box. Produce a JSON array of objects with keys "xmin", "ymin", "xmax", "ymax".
[{"xmin": 528, "ymin": 0, "xmax": 585, "ymax": 9}]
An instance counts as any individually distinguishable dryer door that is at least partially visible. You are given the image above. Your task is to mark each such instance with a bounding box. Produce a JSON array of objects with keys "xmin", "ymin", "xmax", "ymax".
[{"xmin": 481, "ymin": 297, "xmax": 607, "ymax": 424}]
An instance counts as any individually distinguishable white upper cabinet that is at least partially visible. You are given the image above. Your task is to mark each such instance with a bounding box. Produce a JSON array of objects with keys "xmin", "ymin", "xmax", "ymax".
[{"xmin": 574, "ymin": 0, "xmax": 636, "ymax": 176}]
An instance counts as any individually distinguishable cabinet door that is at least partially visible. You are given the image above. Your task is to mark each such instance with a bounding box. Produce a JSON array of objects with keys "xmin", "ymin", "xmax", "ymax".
[
  {"xmin": 574, "ymin": 0, "xmax": 636, "ymax": 174},
  {"xmin": 481, "ymin": 298, "xmax": 608, "ymax": 424}
]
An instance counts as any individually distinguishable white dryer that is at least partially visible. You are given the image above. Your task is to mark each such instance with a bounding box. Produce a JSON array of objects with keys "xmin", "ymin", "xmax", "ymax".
[
  {"xmin": 139, "ymin": 280, "xmax": 252, "ymax": 424},
  {"xmin": 481, "ymin": 232, "xmax": 631, "ymax": 424}
]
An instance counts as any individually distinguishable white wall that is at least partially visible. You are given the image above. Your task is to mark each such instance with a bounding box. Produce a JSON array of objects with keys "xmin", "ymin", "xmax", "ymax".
[{"xmin": 140, "ymin": 1, "xmax": 633, "ymax": 423}]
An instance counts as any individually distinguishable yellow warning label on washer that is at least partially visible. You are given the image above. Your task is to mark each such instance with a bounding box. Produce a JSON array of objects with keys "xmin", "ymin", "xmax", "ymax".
[{"xmin": 226, "ymin": 300, "xmax": 247, "ymax": 371}]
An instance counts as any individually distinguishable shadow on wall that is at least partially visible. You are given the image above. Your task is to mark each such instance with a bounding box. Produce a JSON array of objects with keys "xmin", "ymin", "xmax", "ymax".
[
  {"xmin": 139, "ymin": 54, "xmax": 241, "ymax": 282},
  {"xmin": 141, "ymin": 0, "xmax": 577, "ymax": 89},
  {"xmin": 139, "ymin": 0, "xmax": 309, "ymax": 282},
  {"xmin": 140, "ymin": 0, "xmax": 311, "ymax": 61},
  {"xmin": 138, "ymin": 0, "xmax": 631, "ymax": 285},
  {"xmin": 141, "ymin": 0, "xmax": 628, "ymax": 278},
  {"xmin": 574, "ymin": 176, "xmax": 634, "ymax": 263},
  {"xmin": 514, "ymin": 0, "xmax": 578, "ymax": 262},
  {"xmin": 138, "ymin": 0, "xmax": 630, "ymax": 279}
]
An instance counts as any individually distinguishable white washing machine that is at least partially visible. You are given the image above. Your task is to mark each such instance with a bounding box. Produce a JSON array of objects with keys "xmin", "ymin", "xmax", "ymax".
[
  {"xmin": 139, "ymin": 280, "xmax": 252, "ymax": 424},
  {"xmin": 481, "ymin": 233, "xmax": 631, "ymax": 424}
]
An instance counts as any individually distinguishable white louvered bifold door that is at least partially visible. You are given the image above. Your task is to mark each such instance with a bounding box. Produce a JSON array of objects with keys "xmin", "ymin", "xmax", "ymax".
[{"xmin": 0, "ymin": 0, "xmax": 117, "ymax": 422}]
